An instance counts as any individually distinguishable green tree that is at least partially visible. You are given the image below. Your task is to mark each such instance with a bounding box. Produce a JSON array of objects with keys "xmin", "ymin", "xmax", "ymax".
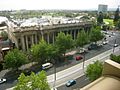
[
  {"xmin": 90, "ymin": 27, "xmax": 104, "ymax": 43},
  {"xmin": 31, "ymin": 39, "xmax": 48, "ymax": 64},
  {"xmin": 14, "ymin": 73, "xmax": 30, "ymax": 90},
  {"xmin": 116, "ymin": 19, "xmax": 120, "ymax": 30},
  {"xmin": 110, "ymin": 54, "xmax": 120, "ymax": 64},
  {"xmin": 55, "ymin": 32, "xmax": 74, "ymax": 57},
  {"xmin": 86, "ymin": 61, "xmax": 103, "ymax": 81},
  {"xmin": 46, "ymin": 44, "xmax": 59, "ymax": 62},
  {"xmin": 4, "ymin": 49, "xmax": 28, "ymax": 70},
  {"xmin": 76, "ymin": 30, "xmax": 89, "ymax": 47},
  {"xmin": 0, "ymin": 31, "xmax": 8, "ymax": 40},
  {"xmin": 14, "ymin": 71, "xmax": 50, "ymax": 90},
  {"xmin": 114, "ymin": 8, "xmax": 120, "ymax": 25},
  {"xmin": 97, "ymin": 12, "xmax": 104, "ymax": 25}
]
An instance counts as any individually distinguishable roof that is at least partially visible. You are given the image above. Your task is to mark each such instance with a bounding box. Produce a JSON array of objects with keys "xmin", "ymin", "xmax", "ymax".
[{"xmin": 0, "ymin": 16, "xmax": 8, "ymax": 24}]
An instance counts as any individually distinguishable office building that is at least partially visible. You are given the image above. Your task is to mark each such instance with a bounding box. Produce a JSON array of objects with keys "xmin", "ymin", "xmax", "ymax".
[{"xmin": 98, "ymin": 4, "xmax": 108, "ymax": 13}]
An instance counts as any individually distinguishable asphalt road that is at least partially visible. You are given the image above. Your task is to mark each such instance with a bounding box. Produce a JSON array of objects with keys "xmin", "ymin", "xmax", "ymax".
[
  {"xmin": 1, "ymin": 30, "xmax": 120, "ymax": 90},
  {"xmin": 57, "ymin": 75, "xmax": 91, "ymax": 90}
]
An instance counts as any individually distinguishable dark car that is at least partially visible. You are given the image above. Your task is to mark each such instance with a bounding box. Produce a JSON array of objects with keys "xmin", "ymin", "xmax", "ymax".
[
  {"xmin": 88, "ymin": 44, "xmax": 102, "ymax": 50},
  {"xmin": 75, "ymin": 56, "xmax": 83, "ymax": 61},
  {"xmin": 66, "ymin": 80, "xmax": 76, "ymax": 87}
]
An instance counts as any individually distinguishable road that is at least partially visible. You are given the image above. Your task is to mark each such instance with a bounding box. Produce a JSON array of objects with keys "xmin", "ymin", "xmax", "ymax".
[
  {"xmin": 47, "ymin": 46, "xmax": 120, "ymax": 88},
  {"xmin": 57, "ymin": 75, "xmax": 90, "ymax": 90},
  {"xmin": 1, "ymin": 30, "xmax": 120, "ymax": 90},
  {"xmin": 57, "ymin": 48, "xmax": 120, "ymax": 90}
]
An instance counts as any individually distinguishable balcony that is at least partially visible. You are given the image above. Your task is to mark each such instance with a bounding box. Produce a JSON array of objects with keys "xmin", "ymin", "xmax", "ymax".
[{"xmin": 81, "ymin": 60, "xmax": 120, "ymax": 90}]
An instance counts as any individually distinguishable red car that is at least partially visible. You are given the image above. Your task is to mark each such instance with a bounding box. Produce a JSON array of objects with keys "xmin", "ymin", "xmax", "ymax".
[{"xmin": 75, "ymin": 56, "xmax": 83, "ymax": 61}]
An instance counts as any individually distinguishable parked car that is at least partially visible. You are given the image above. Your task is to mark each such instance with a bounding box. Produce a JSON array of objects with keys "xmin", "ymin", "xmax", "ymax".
[
  {"xmin": 103, "ymin": 41, "xmax": 108, "ymax": 45},
  {"xmin": 66, "ymin": 80, "xmax": 76, "ymax": 87},
  {"xmin": 0, "ymin": 78, "xmax": 6, "ymax": 84},
  {"xmin": 114, "ymin": 44, "xmax": 118, "ymax": 47},
  {"xmin": 51, "ymin": 87, "xmax": 57, "ymax": 90},
  {"xmin": 42, "ymin": 63, "xmax": 53, "ymax": 70},
  {"xmin": 79, "ymin": 48, "xmax": 88, "ymax": 54},
  {"xmin": 88, "ymin": 44, "xmax": 103, "ymax": 50},
  {"xmin": 75, "ymin": 56, "xmax": 83, "ymax": 61},
  {"xmin": 88, "ymin": 44, "xmax": 97, "ymax": 50}
]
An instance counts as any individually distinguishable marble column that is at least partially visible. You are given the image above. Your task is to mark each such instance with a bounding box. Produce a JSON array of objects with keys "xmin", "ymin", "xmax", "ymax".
[
  {"xmin": 52, "ymin": 32, "xmax": 55, "ymax": 44},
  {"xmin": 74, "ymin": 30, "xmax": 76, "ymax": 39},
  {"xmin": 21, "ymin": 35, "xmax": 25, "ymax": 51},
  {"xmin": 35, "ymin": 34, "xmax": 38, "ymax": 44},
  {"xmin": 47, "ymin": 33, "xmax": 50, "ymax": 44},
  {"xmin": 25, "ymin": 36, "xmax": 29, "ymax": 51},
  {"xmin": 31, "ymin": 35, "xmax": 34, "ymax": 45}
]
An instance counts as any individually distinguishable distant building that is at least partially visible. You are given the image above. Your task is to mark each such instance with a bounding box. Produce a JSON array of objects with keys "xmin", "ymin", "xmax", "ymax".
[{"xmin": 98, "ymin": 4, "xmax": 108, "ymax": 13}]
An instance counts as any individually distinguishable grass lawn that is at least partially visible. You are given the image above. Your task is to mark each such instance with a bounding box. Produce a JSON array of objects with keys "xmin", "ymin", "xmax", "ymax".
[{"xmin": 103, "ymin": 19, "xmax": 114, "ymax": 26}]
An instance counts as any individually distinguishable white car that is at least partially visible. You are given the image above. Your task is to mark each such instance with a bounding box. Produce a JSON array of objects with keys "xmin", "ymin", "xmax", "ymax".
[
  {"xmin": 0, "ymin": 78, "xmax": 6, "ymax": 84},
  {"xmin": 79, "ymin": 48, "xmax": 88, "ymax": 53},
  {"xmin": 42, "ymin": 63, "xmax": 53, "ymax": 70},
  {"xmin": 103, "ymin": 41, "xmax": 108, "ymax": 45},
  {"xmin": 114, "ymin": 44, "xmax": 118, "ymax": 47},
  {"xmin": 51, "ymin": 88, "xmax": 57, "ymax": 90}
]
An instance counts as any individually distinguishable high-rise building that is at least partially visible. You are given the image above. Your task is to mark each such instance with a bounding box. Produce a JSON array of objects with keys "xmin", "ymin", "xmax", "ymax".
[{"xmin": 98, "ymin": 4, "xmax": 108, "ymax": 13}]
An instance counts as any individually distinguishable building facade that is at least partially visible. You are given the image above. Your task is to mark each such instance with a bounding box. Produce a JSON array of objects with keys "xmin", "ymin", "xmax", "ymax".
[
  {"xmin": 98, "ymin": 4, "xmax": 108, "ymax": 13},
  {"xmin": 9, "ymin": 21, "xmax": 92, "ymax": 51}
]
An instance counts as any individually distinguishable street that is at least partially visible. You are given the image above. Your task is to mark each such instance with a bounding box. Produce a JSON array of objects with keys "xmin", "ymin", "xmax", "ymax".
[{"xmin": 57, "ymin": 75, "xmax": 90, "ymax": 90}]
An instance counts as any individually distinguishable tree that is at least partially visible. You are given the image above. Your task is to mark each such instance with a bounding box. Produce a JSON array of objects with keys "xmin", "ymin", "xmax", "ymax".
[
  {"xmin": 55, "ymin": 32, "xmax": 74, "ymax": 58},
  {"xmin": 31, "ymin": 39, "xmax": 48, "ymax": 64},
  {"xmin": 14, "ymin": 70, "xmax": 50, "ymax": 90},
  {"xmin": 110, "ymin": 54, "xmax": 120, "ymax": 64},
  {"xmin": 14, "ymin": 73, "xmax": 30, "ymax": 90},
  {"xmin": 86, "ymin": 61, "xmax": 103, "ymax": 81},
  {"xmin": 97, "ymin": 12, "xmax": 104, "ymax": 25},
  {"xmin": 114, "ymin": 8, "xmax": 120, "ymax": 25},
  {"xmin": 76, "ymin": 30, "xmax": 90, "ymax": 70},
  {"xmin": 116, "ymin": 19, "xmax": 120, "ymax": 30},
  {"xmin": 90, "ymin": 27, "xmax": 104, "ymax": 43},
  {"xmin": 4, "ymin": 49, "xmax": 28, "ymax": 70},
  {"xmin": 0, "ymin": 31, "xmax": 8, "ymax": 40},
  {"xmin": 76, "ymin": 30, "xmax": 89, "ymax": 47},
  {"xmin": 46, "ymin": 44, "xmax": 59, "ymax": 62}
]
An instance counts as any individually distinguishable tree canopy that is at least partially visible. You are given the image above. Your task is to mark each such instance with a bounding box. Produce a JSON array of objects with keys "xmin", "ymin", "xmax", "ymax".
[
  {"xmin": 55, "ymin": 32, "xmax": 74, "ymax": 56},
  {"xmin": 114, "ymin": 8, "xmax": 120, "ymax": 23},
  {"xmin": 31, "ymin": 39, "xmax": 59, "ymax": 64},
  {"xmin": 76, "ymin": 30, "xmax": 89, "ymax": 47},
  {"xmin": 0, "ymin": 31, "xmax": 8, "ymax": 40},
  {"xmin": 86, "ymin": 61, "xmax": 103, "ymax": 81},
  {"xmin": 110, "ymin": 54, "xmax": 120, "ymax": 64},
  {"xmin": 14, "ymin": 70, "xmax": 50, "ymax": 90},
  {"xmin": 4, "ymin": 49, "xmax": 28, "ymax": 70},
  {"xmin": 97, "ymin": 12, "xmax": 104, "ymax": 25},
  {"xmin": 90, "ymin": 27, "xmax": 104, "ymax": 43},
  {"xmin": 31, "ymin": 39, "xmax": 48, "ymax": 64}
]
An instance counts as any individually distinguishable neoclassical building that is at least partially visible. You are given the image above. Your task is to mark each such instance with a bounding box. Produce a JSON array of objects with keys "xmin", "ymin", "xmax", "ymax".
[{"xmin": 8, "ymin": 17, "xmax": 92, "ymax": 51}]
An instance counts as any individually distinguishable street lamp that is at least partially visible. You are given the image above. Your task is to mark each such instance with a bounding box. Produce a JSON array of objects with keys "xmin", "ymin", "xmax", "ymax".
[
  {"xmin": 113, "ymin": 39, "xmax": 117, "ymax": 53},
  {"xmin": 53, "ymin": 59, "xmax": 56, "ymax": 90}
]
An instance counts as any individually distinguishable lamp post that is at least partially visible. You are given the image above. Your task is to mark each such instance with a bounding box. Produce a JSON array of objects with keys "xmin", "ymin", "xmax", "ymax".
[
  {"xmin": 83, "ymin": 52, "xmax": 85, "ymax": 72},
  {"xmin": 53, "ymin": 59, "xmax": 56, "ymax": 90},
  {"xmin": 113, "ymin": 39, "xmax": 116, "ymax": 53}
]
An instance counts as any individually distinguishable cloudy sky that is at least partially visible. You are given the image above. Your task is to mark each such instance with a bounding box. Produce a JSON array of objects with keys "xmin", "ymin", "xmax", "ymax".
[{"xmin": 0, "ymin": 0, "xmax": 119, "ymax": 10}]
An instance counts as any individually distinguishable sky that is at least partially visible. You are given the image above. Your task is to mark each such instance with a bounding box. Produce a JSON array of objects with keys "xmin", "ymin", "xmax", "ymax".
[{"xmin": 0, "ymin": 0, "xmax": 119, "ymax": 10}]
